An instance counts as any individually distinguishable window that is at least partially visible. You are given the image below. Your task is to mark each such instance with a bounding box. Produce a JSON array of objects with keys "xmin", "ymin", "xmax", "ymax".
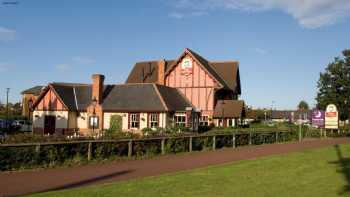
[
  {"xmin": 89, "ymin": 116, "xmax": 99, "ymax": 128},
  {"xmin": 199, "ymin": 116, "xmax": 209, "ymax": 126},
  {"xmin": 174, "ymin": 114, "xmax": 186, "ymax": 127},
  {"xmin": 149, "ymin": 113, "xmax": 159, "ymax": 128},
  {"xmin": 228, "ymin": 119, "xmax": 234, "ymax": 127},
  {"xmin": 129, "ymin": 113, "xmax": 140, "ymax": 129}
]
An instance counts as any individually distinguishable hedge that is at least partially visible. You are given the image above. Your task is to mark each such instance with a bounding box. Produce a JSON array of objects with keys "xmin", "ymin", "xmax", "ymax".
[{"xmin": 1, "ymin": 130, "xmax": 346, "ymax": 171}]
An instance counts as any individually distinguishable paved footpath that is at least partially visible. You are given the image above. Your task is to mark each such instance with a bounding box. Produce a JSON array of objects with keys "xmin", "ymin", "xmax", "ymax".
[{"xmin": 1, "ymin": 138, "xmax": 350, "ymax": 197}]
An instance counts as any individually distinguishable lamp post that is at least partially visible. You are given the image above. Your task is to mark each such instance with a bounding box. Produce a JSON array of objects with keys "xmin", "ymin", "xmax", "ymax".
[
  {"xmin": 6, "ymin": 88, "xmax": 9, "ymax": 132},
  {"xmin": 91, "ymin": 97, "xmax": 97, "ymax": 134}
]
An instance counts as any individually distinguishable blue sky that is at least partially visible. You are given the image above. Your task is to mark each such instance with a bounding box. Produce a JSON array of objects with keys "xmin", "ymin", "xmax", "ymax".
[{"xmin": 0, "ymin": 0, "xmax": 349, "ymax": 109}]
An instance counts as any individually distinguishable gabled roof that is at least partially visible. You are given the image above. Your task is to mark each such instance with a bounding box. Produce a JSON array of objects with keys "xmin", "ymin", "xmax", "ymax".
[
  {"xmin": 125, "ymin": 60, "xmax": 175, "ymax": 83},
  {"xmin": 33, "ymin": 83, "xmax": 192, "ymax": 112},
  {"xmin": 156, "ymin": 84, "xmax": 193, "ymax": 111},
  {"xmin": 126, "ymin": 48, "xmax": 240, "ymax": 93},
  {"xmin": 21, "ymin": 86, "xmax": 45, "ymax": 95},
  {"xmin": 213, "ymin": 100, "xmax": 245, "ymax": 118},
  {"xmin": 210, "ymin": 61, "xmax": 240, "ymax": 93}
]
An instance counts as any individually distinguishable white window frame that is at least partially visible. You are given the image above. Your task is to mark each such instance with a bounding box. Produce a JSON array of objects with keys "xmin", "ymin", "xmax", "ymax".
[
  {"xmin": 129, "ymin": 113, "xmax": 139, "ymax": 129},
  {"xmin": 149, "ymin": 113, "xmax": 159, "ymax": 128},
  {"xmin": 89, "ymin": 116, "xmax": 99, "ymax": 128},
  {"xmin": 199, "ymin": 116, "xmax": 209, "ymax": 126},
  {"xmin": 174, "ymin": 114, "xmax": 186, "ymax": 127}
]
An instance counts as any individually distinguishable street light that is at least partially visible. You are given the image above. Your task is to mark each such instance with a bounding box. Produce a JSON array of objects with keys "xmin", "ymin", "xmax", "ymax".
[
  {"xmin": 6, "ymin": 88, "xmax": 9, "ymax": 132},
  {"xmin": 91, "ymin": 97, "xmax": 97, "ymax": 134}
]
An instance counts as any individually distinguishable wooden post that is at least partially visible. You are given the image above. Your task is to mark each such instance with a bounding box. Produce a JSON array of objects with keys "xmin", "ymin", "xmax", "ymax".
[
  {"xmin": 232, "ymin": 134, "xmax": 236, "ymax": 149},
  {"xmin": 128, "ymin": 140, "xmax": 132, "ymax": 157},
  {"xmin": 35, "ymin": 144, "xmax": 40, "ymax": 154},
  {"xmin": 189, "ymin": 137, "xmax": 193, "ymax": 152},
  {"xmin": 87, "ymin": 142, "xmax": 92, "ymax": 161},
  {"xmin": 275, "ymin": 131, "xmax": 278, "ymax": 143},
  {"xmin": 212, "ymin": 136, "xmax": 216, "ymax": 150},
  {"xmin": 249, "ymin": 131, "xmax": 252, "ymax": 145},
  {"xmin": 161, "ymin": 138, "xmax": 165, "ymax": 155}
]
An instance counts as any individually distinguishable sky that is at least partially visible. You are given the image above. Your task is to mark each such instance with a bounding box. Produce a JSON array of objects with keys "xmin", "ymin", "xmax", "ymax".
[{"xmin": 0, "ymin": 0, "xmax": 349, "ymax": 110}]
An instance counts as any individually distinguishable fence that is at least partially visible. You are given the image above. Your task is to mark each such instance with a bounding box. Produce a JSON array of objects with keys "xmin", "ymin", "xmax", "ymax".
[{"xmin": 0, "ymin": 131, "xmax": 298, "ymax": 171}]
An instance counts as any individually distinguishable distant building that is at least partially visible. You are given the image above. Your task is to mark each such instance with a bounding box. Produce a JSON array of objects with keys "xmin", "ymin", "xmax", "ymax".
[
  {"xmin": 21, "ymin": 86, "xmax": 45, "ymax": 120},
  {"xmin": 271, "ymin": 110, "xmax": 312, "ymax": 123},
  {"xmin": 29, "ymin": 48, "xmax": 245, "ymax": 135}
]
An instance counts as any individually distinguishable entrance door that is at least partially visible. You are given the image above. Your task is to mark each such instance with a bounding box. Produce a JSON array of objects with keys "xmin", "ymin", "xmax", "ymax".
[{"xmin": 44, "ymin": 115, "xmax": 56, "ymax": 135}]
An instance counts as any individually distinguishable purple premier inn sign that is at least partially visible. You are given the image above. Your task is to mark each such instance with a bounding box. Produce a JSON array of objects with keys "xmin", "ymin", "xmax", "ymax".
[{"xmin": 312, "ymin": 109, "xmax": 325, "ymax": 128}]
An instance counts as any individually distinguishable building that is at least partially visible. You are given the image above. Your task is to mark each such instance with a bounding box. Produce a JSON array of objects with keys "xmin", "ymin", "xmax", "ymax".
[
  {"xmin": 21, "ymin": 86, "xmax": 45, "ymax": 120},
  {"xmin": 30, "ymin": 48, "xmax": 244, "ymax": 135}
]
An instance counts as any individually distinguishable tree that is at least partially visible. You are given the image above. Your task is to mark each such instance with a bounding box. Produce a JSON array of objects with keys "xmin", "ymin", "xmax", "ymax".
[
  {"xmin": 298, "ymin": 100, "xmax": 309, "ymax": 111},
  {"xmin": 316, "ymin": 49, "xmax": 350, "ymax": 121}
]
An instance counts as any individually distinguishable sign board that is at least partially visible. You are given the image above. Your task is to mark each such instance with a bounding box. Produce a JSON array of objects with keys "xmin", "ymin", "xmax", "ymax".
[
  {"xmin": 181, "ymin": 58, "xmax": 193, "ymax": 76},
  {"xmin": 312, "ymin": 109, "xmax": 324, "ymax": 128},
  {"xmin": 325, "ymin": 104, "xmax": 338, "ymax": 129}
]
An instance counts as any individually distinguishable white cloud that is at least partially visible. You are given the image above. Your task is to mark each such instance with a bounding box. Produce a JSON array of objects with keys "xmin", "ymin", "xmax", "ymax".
[
  {"xmin": 72, "ymin": 56, "xmax": 95, "ymax": 64},
  {"xmin": 170, "ymin": 0, "xmax": 350, "ymax": 28},
  {"xmin": 0, "ymin": 26, "xmax": 16, "ymax": 42},
  {"xmin": 169, "ymin": 11, "xmax": 208, "ymax": 19},
  {"xmin": 55, "ymin": 64, "xmax": 71, "ymax": 71}
]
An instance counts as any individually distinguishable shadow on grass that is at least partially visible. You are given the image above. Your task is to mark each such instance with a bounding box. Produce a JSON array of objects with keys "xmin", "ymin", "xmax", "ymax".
[
  {"xmin": 40, "ymin": 169, "xmax": 134, "ymax": 193},
  {"xmin": 330, "ymin": 145, "xmax": 350, "ymax": 195}
]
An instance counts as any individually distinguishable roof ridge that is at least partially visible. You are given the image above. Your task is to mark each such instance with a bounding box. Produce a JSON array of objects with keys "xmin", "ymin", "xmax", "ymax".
[
  {"xmin": 51, "ymin": 82, "xmax": 90, "ymax": 86},
  {"xmin": 152, "ymin": 84, "xmax": 169, "ymax": 111}
]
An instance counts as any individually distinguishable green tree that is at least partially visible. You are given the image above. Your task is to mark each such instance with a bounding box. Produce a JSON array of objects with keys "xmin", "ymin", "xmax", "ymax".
[
  {"xmin": 297, "ymin": 100, "xmax": 309, "ymax": 111},
  {"xmin": 316, "ymin": 49, "xmax": 350, "ymax": 121}
]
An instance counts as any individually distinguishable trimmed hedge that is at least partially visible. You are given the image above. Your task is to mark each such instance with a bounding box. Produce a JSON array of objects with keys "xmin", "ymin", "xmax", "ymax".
[{"xmin": 0, "ymin": 131, "xmax": 309, "ymax": 171}]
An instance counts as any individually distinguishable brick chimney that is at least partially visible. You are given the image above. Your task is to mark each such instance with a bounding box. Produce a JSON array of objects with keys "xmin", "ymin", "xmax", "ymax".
[
  {"xmin": 157, "ymin": 59, "xmax": 166, "ymax": 85},
  {"xmin": 92, "ymin": 74, "xmax": 105, "ymax": 104}
]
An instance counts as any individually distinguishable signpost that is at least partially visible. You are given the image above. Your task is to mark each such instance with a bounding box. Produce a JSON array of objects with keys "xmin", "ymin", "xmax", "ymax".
[
  {"xmin": 312, "ymin": 109, "xmax": 325, "ymax": 128},
  {"xmin": 325, "ymin": 104, "xmax": 339, "ymax": 130}
]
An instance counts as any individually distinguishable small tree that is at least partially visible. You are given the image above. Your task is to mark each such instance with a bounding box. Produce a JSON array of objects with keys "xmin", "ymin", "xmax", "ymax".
[
  {"xmin": 298, "ymin": 100, "xmax": 309, "ymax": 111},
  {"xmin": 108, "ymin": 115, "xmax": 122, "ymax": 133}
]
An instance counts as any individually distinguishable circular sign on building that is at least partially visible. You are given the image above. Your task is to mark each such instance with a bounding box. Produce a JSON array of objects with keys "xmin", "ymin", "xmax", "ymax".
[
  {"xmin": 325, "ymin": 104, "xmax": 338, "ymax": 129},
  {"xmin": 181, "ymin": 58, "xmax": 193, "ymax": 76}
]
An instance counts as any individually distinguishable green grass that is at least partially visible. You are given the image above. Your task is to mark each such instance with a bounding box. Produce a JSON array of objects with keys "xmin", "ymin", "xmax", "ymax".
[{"xmin": 28, "ymin": 144, "xmax": 350, "ymax": 197}]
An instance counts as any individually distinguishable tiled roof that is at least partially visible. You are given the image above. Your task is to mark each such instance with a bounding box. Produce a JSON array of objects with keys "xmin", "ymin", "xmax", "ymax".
[
  {"xmin": 213, "ymin": 100, "xmax": 245, "ymax": 118},
  {"xmin": 126, "ymin": 48, "xmax": 240, "ymax": 93},
  {"xmin": 125, "ymin": 60, "xmax": 175, "ymax": 84},
  {"xmin": 21, "ymin": 86, "xmax": 45, "ymax": 95},
  {"xmin": 39, "ymin": 83, "xmax": 192, "ymax": 112}
]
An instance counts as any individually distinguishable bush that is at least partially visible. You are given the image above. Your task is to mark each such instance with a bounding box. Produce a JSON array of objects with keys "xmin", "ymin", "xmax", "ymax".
[
  {"xmin": 0, "ymin": 131, "xmax": 298, "ymax": 171},
  {"xmin": 105, "ymin": 115, "xmax": 123, "ymax": 136},
  {"xmin": 192, "ymin": 136, "xmax": 213, "ymax": 151}
]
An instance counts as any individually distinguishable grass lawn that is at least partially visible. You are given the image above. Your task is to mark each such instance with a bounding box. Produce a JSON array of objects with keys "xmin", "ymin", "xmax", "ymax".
[{"xmin": 28, "ymin": 144, "xmax": 350, "ymax": 197}]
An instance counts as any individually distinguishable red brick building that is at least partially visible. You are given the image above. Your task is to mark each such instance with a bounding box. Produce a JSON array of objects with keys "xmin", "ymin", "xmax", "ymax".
[{"xmin": 30, "ymin": 48, "xmax": 244, "ymax": 135}]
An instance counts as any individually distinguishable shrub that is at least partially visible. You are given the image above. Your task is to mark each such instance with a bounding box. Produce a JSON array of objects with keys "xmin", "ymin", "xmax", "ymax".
[
  {"xmin": 105, "ymin": 115, "xmax": 122, "ymax": 136},
  {"xmin": 165, "ymin": 138, "xmax": 188, "ymax": 153}
]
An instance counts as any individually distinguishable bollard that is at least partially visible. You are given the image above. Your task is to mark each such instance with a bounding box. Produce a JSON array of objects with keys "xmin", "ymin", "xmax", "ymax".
[
  {"xmin": 189, "ymin": 137, "xmax": 193, "ymax": 152},
  {"xmin": 128, "ymin": 140, "xmax": 133, "ymax": 157},
  {"xmin": 161, "ymin": 138, "xmax": 165, "ymax": 155}
]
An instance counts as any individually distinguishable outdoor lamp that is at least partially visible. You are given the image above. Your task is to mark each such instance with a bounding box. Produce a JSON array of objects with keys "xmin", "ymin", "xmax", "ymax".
[{"xmin": 92, "ymin": 97, "xmax": 97, "ymax": 109}]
